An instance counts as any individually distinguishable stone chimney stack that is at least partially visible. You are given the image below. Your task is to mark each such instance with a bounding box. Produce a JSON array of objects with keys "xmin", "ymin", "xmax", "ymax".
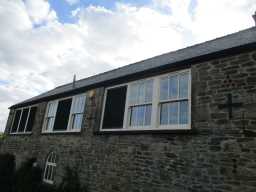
[{"xmin": 253, "ymin": 11, "xmax": 256, "ymax": 26}]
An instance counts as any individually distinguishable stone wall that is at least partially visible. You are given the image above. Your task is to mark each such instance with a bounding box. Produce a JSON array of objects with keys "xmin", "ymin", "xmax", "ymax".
[{"xmin": 1, "ymin": 50, "xmax": 256, "ymax": 192}]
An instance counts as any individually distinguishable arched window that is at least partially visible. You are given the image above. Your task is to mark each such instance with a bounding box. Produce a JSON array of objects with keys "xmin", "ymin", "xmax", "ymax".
[{"xmin": 43, "ymin": 152, "xmax": 57, "ymax": 184}]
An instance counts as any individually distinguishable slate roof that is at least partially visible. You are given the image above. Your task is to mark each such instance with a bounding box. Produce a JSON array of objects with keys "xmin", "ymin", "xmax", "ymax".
[{"xmin": 11, "ymin": 26, "xmax": 256, "ymax": 108}]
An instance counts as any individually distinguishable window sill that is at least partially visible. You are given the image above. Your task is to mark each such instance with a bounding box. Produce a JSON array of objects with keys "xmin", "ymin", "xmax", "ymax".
[
  {"xmin": 9, "ymin": 132, "xmax": 32, "ymax": 136},
  {"xmin": 101, "ymin": 124, "xmax": 190, "ymax": 132},
  {"xmin": 98, "ymin": 125, "xmax": 192, "ymax": 135},
  {"xmin": 41, "ymin": 130, "xmax": 81, "ymax": 135}
]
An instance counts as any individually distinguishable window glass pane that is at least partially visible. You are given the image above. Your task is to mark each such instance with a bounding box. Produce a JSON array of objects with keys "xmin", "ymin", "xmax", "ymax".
[
  {"xmin": 44, "ymin": 152, "xmax": 57, "ymax": 183},
  {"xmin": 52, "ymin": 166, "xmax": 56, "ymax": 181},
  {"xmin": 145, "ymin": 80, "xmax": 153, "ymax": 103},
  {"xmin": 11, "ymin": 110, "xmax": 21, "ymax": 133},
  {"xmin": 79, "ymin": 95, "xmax": 86, "ymax": 112},
  {"xmin": 49, "ymin": 166, "xmax": 54, "ymax": 181},
  {"xmin": 53, "ymin": 98, "xmax": 72, "ymax": 131},
  {"xmin": 102, "ymin": 86, "xmax": 127, "ymax": 129},
  {"xmin": 160, "ymin": 102, "xmax": 180, "ymax": 125},
  {"xmin": 169, "ymin": 102, "xmax": 178, "ymax": 124},
  {"xmin": 144, "ymin": 105, "xmax": 152, "ymax": 126},
  {"xmin": 129, "ymin": 84, "xmax": 138, "ymax": 105},
  {"xmin": 179, "ymin": 73, "xmax": 189, "ymax": 98},
  {"xmin": 137, "ymin": 106, "xmax": 144, "ymax": 126},
  {"xmin": 160, "ymin": 77, "xmax": 168, "ymax": 100},
  {"xmin": 129, "ymin": 80, "xmax": 153, "ymax": 105},
  {"xmin": 130, "ymin": 107, "xmax": 137, "ymax": 126},
  {"xmin": 47, "ymin": 103, "xmax": 52, "ymax": 116},
  {"xmin": 180, "ymin": 101, "xmax": 189, "ymax": 124},
  {"xmin": 169, "ymin": 75, "xmax": 178, "ymax": 99},
  {"xmin": 26, "ymin": 107, "xmax": 37, "ymax": 132},
  {"xmin": 45, "ymin": 166, "xmax": 49, "ymax": 180},
  {"xmin": 18, "ymin": 108, "xmax": 29, "ymax": 132},
  {"xmin": 160, "ymin": 103, "xmax": 168, "ymax": 125},
  {"xmin": 46, "ymin": 118, "xmax": 54, "ymax": 131},
  {"xmin": 130, "ymin": 105, "xmax": 151, "ymax": 127},
  {"xmin": 47, "ymin": 102, "xmax": 57, "ymax": 117},
  {"xmin": 138, "ymin": 83, "xmax": 145, "ymax": 104},
  {"xmin": 72, "ymin": 114, "xmax": 83, "ymax": 129},
  {"xmin": 72, "ymin": 95, "xmax": 86, "ymax": 114}
]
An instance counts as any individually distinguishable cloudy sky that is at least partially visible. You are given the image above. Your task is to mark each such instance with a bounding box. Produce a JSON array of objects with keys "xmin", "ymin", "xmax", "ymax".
[{"xmin": 0, "ymin": 0, "xmax": 256, "ymax": 132}]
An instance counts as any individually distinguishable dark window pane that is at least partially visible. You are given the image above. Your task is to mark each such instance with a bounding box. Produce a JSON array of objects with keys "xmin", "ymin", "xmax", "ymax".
[
  {"xmin": 45, "ymin": 166, "xmax": 49, "ymax": 180},
  {"xmin": 26, "ymin": 107, "xmax": 37, "ymax": 132},
  {"xmin": 102, "ymin": 86, "xmax": 127, "ymax": 129},
  {"xmin": 11, "ymin": 110, "xmax": 21, "ymax": 133},
  {"xmin": 18, "ymin": 108, "xmax": 29, "ymax": 132},
  {"xmin": 53, "ymin": 98, "xmax": 72, "ymax": 131}
]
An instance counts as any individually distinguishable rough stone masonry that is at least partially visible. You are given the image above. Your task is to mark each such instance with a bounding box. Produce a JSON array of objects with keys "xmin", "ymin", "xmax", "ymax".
[{"xmin": 1, "ymin": 49, "xmax": 256, "ymax": 192}]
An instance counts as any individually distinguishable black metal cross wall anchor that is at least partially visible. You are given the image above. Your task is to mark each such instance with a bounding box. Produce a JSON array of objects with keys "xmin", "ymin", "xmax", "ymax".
[{"xmin": 218, "ymin": 93, "xmax": 243, "ymax": 119}]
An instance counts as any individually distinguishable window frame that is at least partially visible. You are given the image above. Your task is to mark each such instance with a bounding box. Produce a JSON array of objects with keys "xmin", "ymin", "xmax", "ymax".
[
  {"xmin": 43, "ymin": 100, "xmax": 58, "ymax": 132},
  {"xmin": 157, "ymin": 70, "xmax": 191, "ymax": 130},
  {"xmin": 42, "ymin": 93, "xmax": 86, "ymax": 133},
  {"xmin": 100, "ymin": 69, "xmax": 191, "ymax": 132},
  {"xmin": 43, "ymin": 152, "xmax": 57, "ymax": 185},
  {"xmin": 68, "ymin": 94, "xmax": 87, "ymax": 131},
  {"xmin": 10, "ymin": 105, "xmax": 37, "ymax": 135},
  {"xmin": 125, "ymin": 78, "xmax": 154, "ymax": 129}
]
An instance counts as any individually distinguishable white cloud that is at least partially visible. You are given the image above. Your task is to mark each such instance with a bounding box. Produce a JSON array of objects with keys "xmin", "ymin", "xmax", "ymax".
[
  {"xmin": 24, "ymin": 0, "xmax": 57, "ymax": 25},
  {"xmin": 0, "ymin": 0, "xmax": 255, "ymax": 131},
  {"xmin": 191, "ymin": 0, "xmax": 256, "ymax": 42}
]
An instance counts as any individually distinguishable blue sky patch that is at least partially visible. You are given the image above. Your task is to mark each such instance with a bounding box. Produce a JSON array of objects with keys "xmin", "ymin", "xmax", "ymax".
[
  {"xmin": 0, "ymin": 80, "xmax": 9, "ymax": 86},
  {"xmin": 48, "ymin": 0, "xmax": 152, "ymax": 23}
]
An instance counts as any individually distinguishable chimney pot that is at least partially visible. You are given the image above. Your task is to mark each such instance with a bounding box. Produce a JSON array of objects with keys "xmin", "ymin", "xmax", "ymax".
[
  {"xmin": 72, "ymin": 74, "xmax": 76, "ymax": 88},
  {"xmin": 253, "ymin": 11, "xmax": 256, "ymax": 25}
]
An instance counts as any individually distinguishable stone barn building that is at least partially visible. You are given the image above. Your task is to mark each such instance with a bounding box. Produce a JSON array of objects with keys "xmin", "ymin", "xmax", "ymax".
[{"xmin": 1, "ymin": 26, "xmax": 256, "ymax": 192}]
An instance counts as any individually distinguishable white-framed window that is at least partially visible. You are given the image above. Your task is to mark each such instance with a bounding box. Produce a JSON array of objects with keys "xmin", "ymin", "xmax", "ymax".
[
  {"xmin": 43, "ymin": 152, "xmax": 57, "ymax": 184},
  {"xmin": 10, "ymin": 106, "xmax": 37, "ymax": 134},
  {"xmin": 42, "ymin": 94, "xmax": 86, "ymax": 133},
  {"xmin": 159, "ymin": 71, "xmax": 190, "ymax": 129},
  {"xmin": 44, "ymin": 101, "xmax": 58, "ymax": 131},
  {"xmin": 127, "ymin": 79, "xmax": 153, "ymax": 128},
  {"xmin": 100, "ymin": 69, "xmax": 191, "ymax": 131},
  {"xmin": 68, "ymin": 94, "xmax": 86, "ymax": 130}
]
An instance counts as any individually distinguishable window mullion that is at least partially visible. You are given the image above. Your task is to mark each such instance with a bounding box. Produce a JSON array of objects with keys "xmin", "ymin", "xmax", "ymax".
[
  {"xmin": 43, "ymin": 164, "xmax": 48, "ymax": 181},
  {"xmin": 16, "ymin": 109, "xmax": 23, "ymax": 133},
  {"xmin": 67, "ymin": 97, "xmax": 74, "ymax": 130},
  {"xmin": 177, "ymin": 74, "xmax": 180, "ymax": 124},
  {"xmin": 151, "ymin": 77, "xmax": 159, "ymax": 129},
  {"xmin": 189, "ymin": 71, "xmax": 191, "ymax": 127},
  {"xmin": 43, "ymin": 103, "xmax": 51, "ymax": 131},
  {"xmin": 50, "ymin": 101, "xmax": 58, "ymax": 132},
  {"xmin": 24, "ymin": 107, "xmax": 31, "ymax": 133},
  {"xmin": 123, "ymin": 84, "xmax": 130, "ymax": 129},
  {"xmin": 143, "ymin": 105, "xmax": 146, "ymax": 126},
  {"xmin": 10, "ymin": 110, "xmax": 17, "ymax": 133}
]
